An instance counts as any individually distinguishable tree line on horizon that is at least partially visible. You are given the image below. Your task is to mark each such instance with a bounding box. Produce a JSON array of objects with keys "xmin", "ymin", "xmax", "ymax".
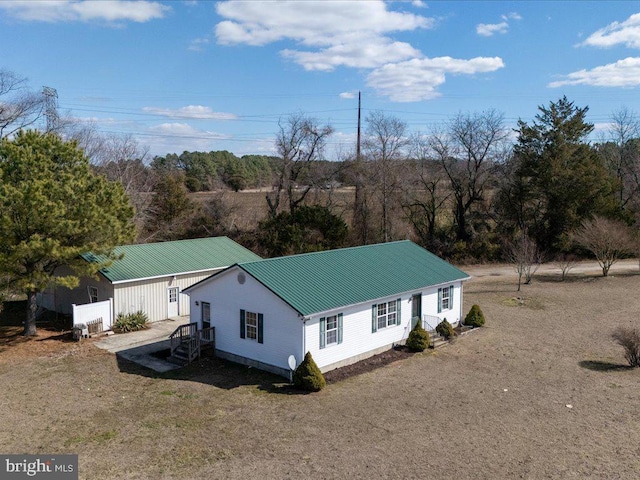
[{"xmin": 139, "ymin": 98, "xmax": 640, "ymax": 265}]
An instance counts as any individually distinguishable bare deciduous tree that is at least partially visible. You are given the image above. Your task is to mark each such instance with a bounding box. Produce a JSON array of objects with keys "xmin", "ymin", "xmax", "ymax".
[
  {"xmin": 505, "ymin": 233, "xmax": 541, "ymax": 291},
  {"xmin": 430, "ymin": 110, "xmax": 508, "ymax": 242},
  {"xmin": 599, "ymin": 107, "xmax": 640, "ymax": 211},
  {"xmin": 0, "ymin": 69, "xmax": 44, "ymax": 138},
  {"xmin": 67, "ymin": 127, "xmax": 153, "ymax": 234},
  {"xmin": 267, "ymin": 113, "xmax": 334, "ymax": 217},
  {"xmin": 402, "ymin": 133, "xmax": 450, "ymax": 250},
  {"xmin": 363, "ymin": 111, "xmax": 408, "ymax": 242},
  {"xmin": 571, "ymin": 216, "xmax": 635, "ymax": 277},
  {"xmin": 554, "ymin": 252, "xmax": 578, "ymax": 281}
]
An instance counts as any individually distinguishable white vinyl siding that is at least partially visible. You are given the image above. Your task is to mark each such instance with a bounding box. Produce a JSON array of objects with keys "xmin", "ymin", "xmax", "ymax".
[
  {"xmin": 186, "ymin": 266, "xmax": 466, "ymax": 376},
  {"xmin": 188, "ymin": 268, "xmax": 302, "ymax": 373},
  {"xmin": 308, "ymin": 284, "xmax": 463, "ymax": 373}
]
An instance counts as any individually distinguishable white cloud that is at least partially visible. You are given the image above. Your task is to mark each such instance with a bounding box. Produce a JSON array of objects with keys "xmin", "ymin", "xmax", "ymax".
[
  {"xmin": 477, "ymin": 12, "xmax": 521, "ymax": 37},
  {"xmin": 215, "ymin": 0, "xmax": 432, "ymax": 70},
  {"xmin": 188, "ymin": 37, "xmax": 211, "ymax": 52},
  {"xmin": 502, "ymin": 12, "xmax": 522, "ymax": 21},
  {"xmin": 0, "ymin": 0, "xmax": 169, "ymax": 23},
  {"xmin": 367, "ymin": 56, "xmax": 505, "ymax": 102},
  {"xmin": 213, "ymin": 0, "xmax": 504, "ymax": 102},
  {"xmin": 581, "ymin": 12, "xmax": 640, "ymax": 49},
  {"xmin": 148, "ymin": 122, "xmax": 228, "ymax": 138},
  {"xmin": 145, "ymin": 123, "xmax": 231, "ymax": 155},
  {"xmin": 281, "ymin": 37, "xmax": 422, "ymax": 71},
  {"xmin": 476, "ymin": 22, "xmax": 509, "ymax": 37},
  {"xmin": 412, "ymin": 0, "xmax": 427, "ymax": 8},
  {"xmin": 339, "ymin": 91, "xmax": 356, "ymax": 99},
  {"xmin": 143, "ymin": 105, "xmax": 237, "ymax": 120},
  {"xmin": 549, "ymin": 57, "xmax": 640, "ymax": 87}
]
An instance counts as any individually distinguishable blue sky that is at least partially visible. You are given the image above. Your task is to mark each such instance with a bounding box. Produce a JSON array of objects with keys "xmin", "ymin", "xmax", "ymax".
[{"xmin": 2, "ymin": 0, "xmax": 640, "ymax": 159}]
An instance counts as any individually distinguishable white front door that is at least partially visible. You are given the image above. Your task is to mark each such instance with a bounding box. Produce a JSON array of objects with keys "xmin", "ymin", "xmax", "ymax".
[{"xmin": 167, "ymin": 287, "xmax": 179, "ymax": 318}]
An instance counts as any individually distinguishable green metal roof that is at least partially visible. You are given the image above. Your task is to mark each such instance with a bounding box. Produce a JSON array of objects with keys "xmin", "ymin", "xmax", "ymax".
[
  {"xmin": 83, "ymin": 237, "xmax": 261, "ymax": 283},
  {"xmin": 238, "ymin": 240, "xmax": 469, "ymax": 316}
]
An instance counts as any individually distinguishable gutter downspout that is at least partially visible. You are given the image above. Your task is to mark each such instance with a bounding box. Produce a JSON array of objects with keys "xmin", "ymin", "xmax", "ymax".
[
  {"xmin": 459, "ymin": 282, "xmax": 464, "ymax": 325},
  {"xmin": 302, "ymin": 316, "xmax": 308, "ymax": 365}
]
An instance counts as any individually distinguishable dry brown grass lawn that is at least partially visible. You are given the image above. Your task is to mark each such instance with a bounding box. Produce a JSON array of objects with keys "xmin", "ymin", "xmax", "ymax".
[{"xmin": 2, "ymin": 263, "xmax": 640, "ymax": 479}]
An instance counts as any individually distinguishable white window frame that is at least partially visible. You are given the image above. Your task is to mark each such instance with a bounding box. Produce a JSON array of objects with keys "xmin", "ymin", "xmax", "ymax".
[
  {"xmin": 441, "ymin": 287, "xmax": 450, "ymax": 310},
  {"xmin": 325, "ymin": 315, "xmax": 338, "ymax": 346},
  {"xmin": 438, "ymin": 285, "xmax": 454, "ymax": 313},
  {"xmin": 377, "ymin": 301, "xmax": 397, "ymax": 330},
  {"xmin": 88, "ymin": 286, "xmax": 98, "ymax": 303},
  {"xmin": 245, "ymin": 311, "xmax": 258, "ymax": 341}
]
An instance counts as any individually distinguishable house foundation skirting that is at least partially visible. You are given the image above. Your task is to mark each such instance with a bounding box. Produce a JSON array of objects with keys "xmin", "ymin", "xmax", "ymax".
[
  {"xmin": 216, "ymin": 340, "xmax": 409, "ymax": 380},
  {"xmin": 319, "ymin": 340, "xmax": 406, "ymax": 374},
  {"xmin": 215, "ymin": 350, "xmax": 291, "ymax": 379}
]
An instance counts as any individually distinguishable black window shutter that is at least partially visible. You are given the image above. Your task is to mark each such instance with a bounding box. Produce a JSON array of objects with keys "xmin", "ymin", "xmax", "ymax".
[
  {"xmin": 240, "ymin": 309, "xmax": 246, "ymax": 339},
  {"xmin": 257, "ymin": 313, "xmax": 264, "ymax": 344}
]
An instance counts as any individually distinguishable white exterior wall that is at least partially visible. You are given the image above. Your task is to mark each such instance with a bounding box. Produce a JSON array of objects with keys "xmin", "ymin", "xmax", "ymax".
[
  {"xmin": 47, "ymin": 268, "xmax": 220, "ymax": 323},
  {"xmin": 113, "ymin": 270, "xmax": 218, "ymax": 322},
  {"xmin": 187, "ymin": 268, "xmax": 303, "ymax": 375},
  {"xmin": 186, "ymin": 270, "xmax": 465, "ymax": 376},
  {"xmin": 305, "ymin": 281, "xmax": 464, "ymax": 373}
]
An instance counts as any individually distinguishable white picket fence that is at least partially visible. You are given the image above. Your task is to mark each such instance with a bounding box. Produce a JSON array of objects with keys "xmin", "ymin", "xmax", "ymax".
[{"xmin": 72, "ymin": 298, "xmax": 114, "ymax": 331}]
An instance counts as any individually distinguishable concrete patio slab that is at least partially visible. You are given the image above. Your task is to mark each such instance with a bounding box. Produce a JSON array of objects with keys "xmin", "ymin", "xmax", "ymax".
[{"xmin": 93, "ymin": 317, "xmax": 189, "ymax": 372}]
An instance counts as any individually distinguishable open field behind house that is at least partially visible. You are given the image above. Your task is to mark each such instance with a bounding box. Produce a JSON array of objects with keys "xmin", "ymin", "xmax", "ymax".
[
  {"xmin": 2, "ymin": 260, "xmax": 640, "ymax": 479},
  {"xmin": 191, "ymin": 187, "xmax": 386, "ymax": 233}
]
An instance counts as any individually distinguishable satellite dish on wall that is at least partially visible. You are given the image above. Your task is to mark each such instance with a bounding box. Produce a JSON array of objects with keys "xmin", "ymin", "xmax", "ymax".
[{"xmin": 287, "ymin": 355, "xmax": 297, "ymax": 371}]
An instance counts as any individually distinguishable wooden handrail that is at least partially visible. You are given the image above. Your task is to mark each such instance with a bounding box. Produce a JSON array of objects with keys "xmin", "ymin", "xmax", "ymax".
[
  {"xmin": 169, "ymin": 322, "xmax": 198, "ymax": 355},
  {"xmin": 169, "ymin": 323, "xmax": 215, "ymax": 363}
]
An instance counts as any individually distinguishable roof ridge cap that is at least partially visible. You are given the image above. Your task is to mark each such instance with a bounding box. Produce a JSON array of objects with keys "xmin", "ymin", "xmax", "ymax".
[{"xmin": 241, "ymin": 240, "xmax": 414, "ymax": 265}]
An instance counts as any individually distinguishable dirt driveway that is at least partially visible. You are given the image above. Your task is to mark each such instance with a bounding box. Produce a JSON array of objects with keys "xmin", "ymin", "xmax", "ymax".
[{"xmin": 1, "ymin": 260, "xmax": 640, "ymax": 479}]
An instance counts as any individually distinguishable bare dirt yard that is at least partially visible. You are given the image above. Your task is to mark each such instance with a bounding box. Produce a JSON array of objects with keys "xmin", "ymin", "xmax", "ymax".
[{"xmin": 2, "ymin": 260, "xmax": 640, "ymax": 479}]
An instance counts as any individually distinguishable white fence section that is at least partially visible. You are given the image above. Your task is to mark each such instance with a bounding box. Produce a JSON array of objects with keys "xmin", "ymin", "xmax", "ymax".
[{"xmin": 72, "ymin": 298, "xmax": 114, "ymax": 330}]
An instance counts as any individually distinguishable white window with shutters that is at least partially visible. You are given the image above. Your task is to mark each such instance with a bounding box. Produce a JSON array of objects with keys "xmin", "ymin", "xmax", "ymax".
[
  {"xmin": 319, "ymin": 313, "xmax": 343, "ymax": 349},
  {"xmin": 438, "ymin": 285, "xmax": 454, "ymax": 313},
  {"xmin": 371, "ymin": 299, "xmax": 402, "ymax": 334}
]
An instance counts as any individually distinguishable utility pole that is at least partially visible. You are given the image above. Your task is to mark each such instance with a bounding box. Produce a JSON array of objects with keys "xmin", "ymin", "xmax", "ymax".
[
  {"xmin": 42, "ymin": 86, "xmax": 59, "ymax": 132},
  {"xmin": 356, "ymin": 91, "xmax": 361, "ymax": 162},
  {"xmin": 353, "ymin": 91, "xmax": 367, "ymax": 244}
]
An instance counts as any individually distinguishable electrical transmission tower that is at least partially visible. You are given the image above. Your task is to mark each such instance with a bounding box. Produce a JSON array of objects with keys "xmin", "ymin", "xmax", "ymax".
[{"xmin": 42, "ymin": 86, "xmax": 59, "ymax": 132}]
